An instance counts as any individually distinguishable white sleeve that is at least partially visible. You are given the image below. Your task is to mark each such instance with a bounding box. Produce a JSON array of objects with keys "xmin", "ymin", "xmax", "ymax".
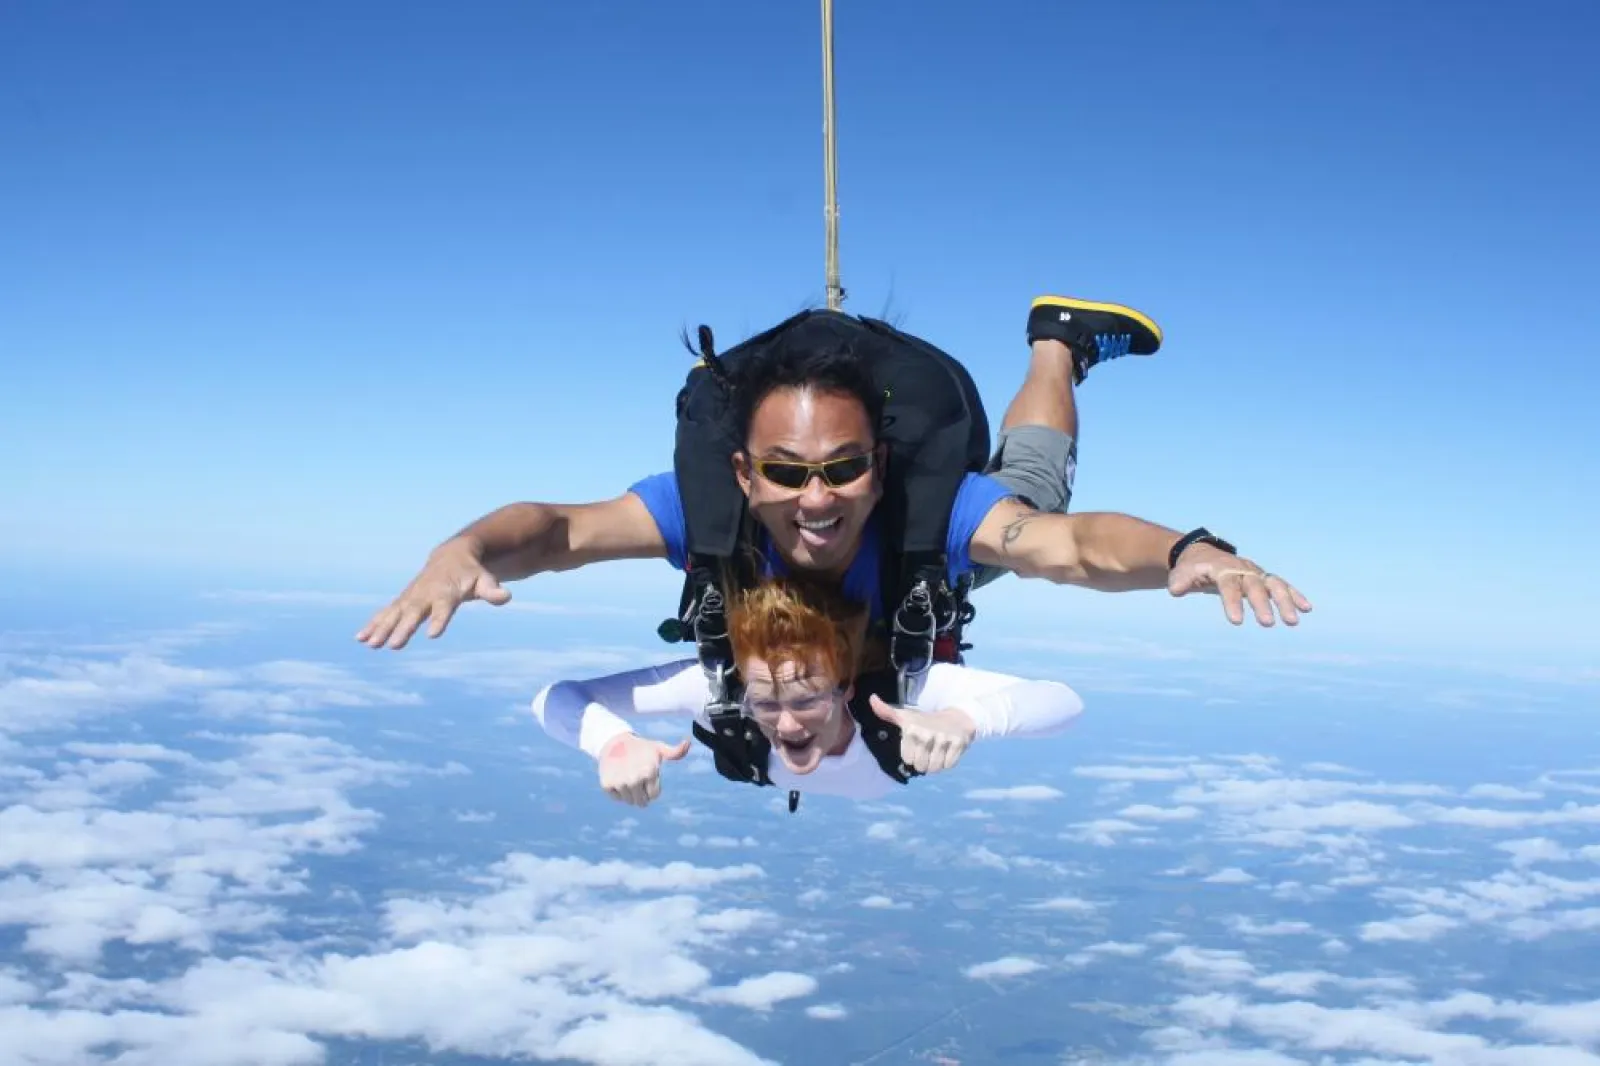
[
  {"xmin": 530, "ymin": 658, "xmax": 712, "ymax": 758},
  {"xmin": 910, "ymin": 663, "xmax": 1084, "ymax": 740}
]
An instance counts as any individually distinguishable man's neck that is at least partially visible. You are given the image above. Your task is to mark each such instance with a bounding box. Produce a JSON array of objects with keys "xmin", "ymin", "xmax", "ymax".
[{"xmin": 817, "ymin": 541, "xmax": 863, "ymax": 583}]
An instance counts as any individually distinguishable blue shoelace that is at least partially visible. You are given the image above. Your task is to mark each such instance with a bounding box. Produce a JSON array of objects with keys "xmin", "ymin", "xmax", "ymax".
[{"xmin": 1097, "ymin": 332, "xmax": 1132, "ymax": 361}]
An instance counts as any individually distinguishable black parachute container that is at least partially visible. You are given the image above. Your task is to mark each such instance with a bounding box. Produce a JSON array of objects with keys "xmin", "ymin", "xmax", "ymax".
[{"xmin": 662, "ymin": 308, "xmax": 992, "ymax": 794}]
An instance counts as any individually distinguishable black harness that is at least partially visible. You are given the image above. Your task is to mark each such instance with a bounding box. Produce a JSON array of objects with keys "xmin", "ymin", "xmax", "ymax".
[
  {"xmin": 689, "ymin": 669, "xmax": 921, "ymax": 812},
  {"xmin": 659, "ymin": 309, "xmax": 991, "ymax": 812}
]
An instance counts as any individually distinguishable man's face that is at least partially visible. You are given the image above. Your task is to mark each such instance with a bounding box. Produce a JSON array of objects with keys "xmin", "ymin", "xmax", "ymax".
[
  {"xmin": 740, "ymin": 655, "xmax": 852, "ymax": 775},
  {"xmin": 733, "ymin": 386, "xmax": 881, "ymax": 575}
]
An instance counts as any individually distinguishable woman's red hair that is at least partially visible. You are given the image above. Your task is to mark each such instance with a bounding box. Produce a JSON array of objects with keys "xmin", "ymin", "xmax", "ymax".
[{"xmin": 725, "ymin": 577, "xmax": 869, "ymax": 687}]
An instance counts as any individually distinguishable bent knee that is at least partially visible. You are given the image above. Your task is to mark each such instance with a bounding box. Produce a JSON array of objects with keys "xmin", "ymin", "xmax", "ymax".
[{"xmin": 985, "ymin": 425, "xmax": 1076, "ymax": 515}]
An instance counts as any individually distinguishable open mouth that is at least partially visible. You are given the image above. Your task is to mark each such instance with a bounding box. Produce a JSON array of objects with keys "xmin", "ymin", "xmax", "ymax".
[
  {"xmin": 776, "ymin": 734, "xmax": 814, "ymax": 755},
  {"xmin": 795, "ymin": 515, "xmax": 841, "ymax": 545}
]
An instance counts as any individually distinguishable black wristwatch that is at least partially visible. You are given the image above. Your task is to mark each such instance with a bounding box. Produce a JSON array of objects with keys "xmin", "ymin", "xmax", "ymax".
[{"xmin": 1168, "ymin": 527, "xmax": 1237, "ymax": 570}]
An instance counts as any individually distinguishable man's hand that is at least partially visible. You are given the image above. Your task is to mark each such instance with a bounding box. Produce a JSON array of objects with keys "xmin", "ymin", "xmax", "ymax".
[
  {"xmin": 356, "ymin": 495, "xmax": 670, "ymax": 651},
  {"xmin": 356, "ymin": 538, "xmax": 511, "ymax": 650},
  {"xmin": 598, "ymin": 734, "xmax": 692, "ymax": 808},
  {"xmin": 1168, "ymin": 543, "xmax": 1313, "ymax": 626},
  {"xmin": 868, "ymin": 695, "xmax": 978, "ymax": 775}
]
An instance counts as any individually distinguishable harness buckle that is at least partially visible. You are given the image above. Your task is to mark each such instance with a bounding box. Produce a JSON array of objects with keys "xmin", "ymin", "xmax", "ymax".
[{"xmin": 890, "ymin": 578, "xmax": 936, "ymax": 703}]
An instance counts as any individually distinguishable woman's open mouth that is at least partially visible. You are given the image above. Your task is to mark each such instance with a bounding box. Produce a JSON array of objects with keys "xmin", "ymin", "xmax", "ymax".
[{"xmin": 776, "ymin": 734, "xmax": 814, "ymax": 754}]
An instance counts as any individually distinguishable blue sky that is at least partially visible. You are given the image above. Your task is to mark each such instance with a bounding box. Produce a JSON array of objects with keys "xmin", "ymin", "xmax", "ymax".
[{"xmin": 2, "ymin": 0, "xmax": 1596, "ymax": 668}]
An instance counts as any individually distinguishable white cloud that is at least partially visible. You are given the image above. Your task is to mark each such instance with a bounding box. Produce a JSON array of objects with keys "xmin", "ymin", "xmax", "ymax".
[
  {"xmin": 1166, "ymin": 989, "xmax": 1600, "ymax": 1065},
  {"xmin": 1119, "ymin": 803, "xmax": 1202, "ymax": 821},
  {"xmin": 805, "ymin": 1003, "xmax": 847, "ymax": 1020},
  {"xmin": 1162, "ymin": 945, "xmax": 1257, "ymax": 985},
  {"xmin": 1249, "ymin": 970, "xmax": 1414, "ymax": 998},
  {"xmin": 0, "ymin": 731, "xmax": 422, "ymax": 966},
  {"xmin": 1250, "ymin": 800, "xmax": 1417, "ymax": 832},
  {"xmin": 1416, "ymin": 801, "xmax": 1600, "ymax": 830},
  {"xmin": 12, "ymin": 618, "xmax": 1600, "ymax": 1065},
  {"xmin": 963, "ymin": 956, "xmax": 1043, "ymax": 980},
  {"xmin": 4, "ymin": 846, "xmax": 789, "ymax": 1066},
  {"xmin": 1497, "ymin": 837, "xmax": 1572, "ymax": 866},
  {"xmin": 1366, "ymin": 865, "xmax": 1600, "ymax": 944},
  {"xmin": 0, "ymin": 653, "xmax": 232, "ymax": 734},
  {"xmin": 1023, "ymin": 895, "xmax": 1098, "ymax": 914},
  {"xmin": 0, "ymin": 627, "xmax": 825, "ymax": 1066},
  {"xmin": 60, "ymin": 742, "xmax": 198, "ymax": 765},
  {"xmin": 1065, "ymin": 940, "xmax": 1147, "ymax": 967},
  {"xmin": 1359, "ymin": 912, "xmax": 1461, "ymax": 943},
  {"xmin": 1468, "ymin": 783, "xmax": 1544, "ymax": 801},
  {"xmin": 1228, "ymin": 917, "xmax": 1314, "ymax": 937},
  {"xmin": 859, "ymin": 895, "xmax": 906, "ymax": 910},
  {"xmin": 1203, "ymin": 867, "xmax": 1256, "ymax": 885},
  {"xmin": 963, "ymin": 784, "xmax": 1063, "ymax": 801},
  {"xmin": 0, "ymin": 648, "xmax": 425, "ymax": 735},
  {"xmin": 1065, "ymin": 818, "xmax": 1154, "ymax": 846},
  {"xmin": 966, "ymin": 845, "xmax": 1009, "ymax": 870},
  {"xmin": 1074, "ymin": 764, "xmax": 1191, "ymax": 782},
  {"xmin": 697, "ymin": 972, "xmax": 817, "ymax": 1011},
  {"xmin": 393, "ymin": 648, "xmax": 651, "ymax": 695}
]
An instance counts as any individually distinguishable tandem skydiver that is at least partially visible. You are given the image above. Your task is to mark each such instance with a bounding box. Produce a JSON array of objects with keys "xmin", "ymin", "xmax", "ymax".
[
  {"xmin": 356, "ymin": 293, "xmax": 1312, "ymax": 656},
  {"xmin": 531, "ymin": 575, "xmax": 1084, "ymax": 808}
]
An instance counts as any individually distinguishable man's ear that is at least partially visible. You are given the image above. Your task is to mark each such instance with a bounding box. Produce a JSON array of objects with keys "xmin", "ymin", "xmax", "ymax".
[{"xmin": 732, "ymin": 451, "xmax": 753, "ymax": 497}]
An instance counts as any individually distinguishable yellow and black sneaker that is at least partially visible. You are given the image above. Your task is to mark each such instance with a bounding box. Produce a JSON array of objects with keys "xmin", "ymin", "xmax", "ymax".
[{"xmin": 1026, "ymin": 295, "xmax": 1163, "ymax": 383}]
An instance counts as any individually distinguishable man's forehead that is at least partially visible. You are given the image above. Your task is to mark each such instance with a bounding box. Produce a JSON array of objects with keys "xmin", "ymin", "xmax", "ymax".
[{"xmin": 749, "ymin": 388, "xmax": 873, "ymax": 452}]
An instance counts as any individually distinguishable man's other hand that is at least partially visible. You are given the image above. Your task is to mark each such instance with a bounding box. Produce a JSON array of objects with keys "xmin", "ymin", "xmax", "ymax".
[{"xmin": 1167, "ymin": 543, "xmax": 1313, "ymax": 626}]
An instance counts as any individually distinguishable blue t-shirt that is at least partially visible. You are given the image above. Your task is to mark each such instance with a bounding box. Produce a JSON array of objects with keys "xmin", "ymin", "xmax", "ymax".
[{"xmin": 628, "ymin": 470, "xmax": 1013, "ymax": 620}]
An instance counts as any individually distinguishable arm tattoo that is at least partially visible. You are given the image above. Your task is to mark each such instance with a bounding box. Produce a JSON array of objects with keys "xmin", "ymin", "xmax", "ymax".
[{"xmin": 999, "ymin": 508, "xmax": 1041, "ymax": 555}]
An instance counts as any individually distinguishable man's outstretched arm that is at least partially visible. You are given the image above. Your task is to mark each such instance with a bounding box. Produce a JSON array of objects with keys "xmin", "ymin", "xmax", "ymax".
[
  {"xmin": 357, "ymin": 492, "xmax": 667, "ymax": 650},
  {"xmin": 969, "ymin": 497, "xmax": 1312, "ymax": 626}
]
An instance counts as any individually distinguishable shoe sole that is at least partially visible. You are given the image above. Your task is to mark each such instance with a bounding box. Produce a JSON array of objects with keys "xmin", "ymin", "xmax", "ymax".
[{"xmin": 1030, "ymin": 295, "xmax": 1163, "ymax": 350}]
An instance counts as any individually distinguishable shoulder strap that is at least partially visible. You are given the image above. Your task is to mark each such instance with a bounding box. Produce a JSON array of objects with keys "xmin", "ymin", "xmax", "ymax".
[
  {"xmin": 673, "ymin": 312, "xmax": 811, "ymax": 560},
  {"xmin": 850, "ymin": 317, "xmax": 988, "ymax": 700},
  {"xmin": 688, "ymin": 710, "xmax": 802, "ymax": 813},
  {"xmin": 690, "ymin": 716, "xmax": 774, "ymax": 787}
]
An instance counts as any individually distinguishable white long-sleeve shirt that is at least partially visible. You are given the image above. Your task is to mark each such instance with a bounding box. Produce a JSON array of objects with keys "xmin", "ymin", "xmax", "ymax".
[{"xmin": 530, "ymin": 659, "xmax": 1084, "ymax": 800}]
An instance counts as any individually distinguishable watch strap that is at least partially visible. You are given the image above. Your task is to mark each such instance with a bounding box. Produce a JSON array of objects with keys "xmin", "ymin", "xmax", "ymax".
[{"xmin": 1168, "ymin": 527, "xmax": 1237, "ymax": 570}]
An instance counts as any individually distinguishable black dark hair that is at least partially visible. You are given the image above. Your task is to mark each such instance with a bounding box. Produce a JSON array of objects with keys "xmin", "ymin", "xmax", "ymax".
[
  {"xmin": 682, "ymin": 321, "xmax": 884, "ymax": 447},
  {"xmin": 732, "ymin": 335, "xmax": 883, "ymax": 446}
]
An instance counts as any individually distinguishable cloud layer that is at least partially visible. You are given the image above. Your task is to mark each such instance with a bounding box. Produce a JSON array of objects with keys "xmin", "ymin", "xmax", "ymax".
[{"xmin": 3, "ymin": 609, "xmax": 1599, "ymax": 1064}]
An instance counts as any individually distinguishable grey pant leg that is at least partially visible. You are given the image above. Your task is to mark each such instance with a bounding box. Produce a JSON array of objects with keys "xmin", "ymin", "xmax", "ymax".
[{"xmin": 971, "ymin": 425, "xmax": 1077, "ymax": 589}]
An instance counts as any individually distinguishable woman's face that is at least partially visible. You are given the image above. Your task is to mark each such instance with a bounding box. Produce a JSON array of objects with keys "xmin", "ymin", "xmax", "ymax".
[{"xmin": 739, "ymin": 655, "xmax": 851, "ymax": 775}]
